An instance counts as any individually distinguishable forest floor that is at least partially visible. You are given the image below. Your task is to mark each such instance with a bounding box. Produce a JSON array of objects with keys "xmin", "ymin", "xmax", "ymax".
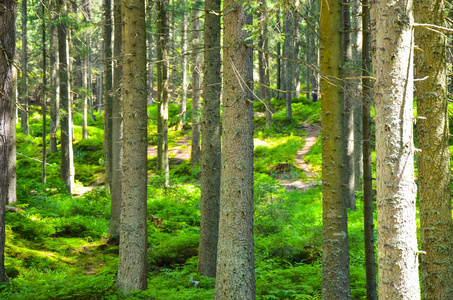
[{"xmin": 146, "ymin": 122, "xmax": 322, "ymax": 191}]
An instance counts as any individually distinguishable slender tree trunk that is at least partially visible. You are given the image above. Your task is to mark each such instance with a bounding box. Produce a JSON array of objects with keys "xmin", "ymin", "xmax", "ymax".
[
  {"xmin": 258, "ymin": 0, "xmax": 271, "ymax": 127},
  {"xmin": 214, "ymin": 0, "xmax": 255, "ymax": 298},
  {"xmin": 107, "ymin": 0, "xmax": 123, "ymax": 244},
  {"xmin": 179, "ymin": 0, "xmax": 188, "ymax": 128},
  {"xmin": 58, "ymin": 0, "xmax": 75, "ymax": 194},
  {"xmin": 148, "ymin": 30, "xmax": 154, "ymax": 105},
  {"xmin": 82, "ymin": 53, "xmax": 88, "ymax": 140},
  {"xmin": 198, "ymin": 0, "xmax": 221, "ymax": 278},
  {"xmin": 282, "ymin": 7, "xmax": 294, "ymax": 120},
  {"xmin": 8, "ymin": 68, "xmax": 17, "ymax": 204},
  {"xmin": 117, "ymin": 0, "xmax": 148, "ymax": 292},
  {"xmin": 103, "ymin": 0, "xmax": 113, "ymax": 189},
  {"xmin": 49, "ymin": 0, "xmax": 59, "ymax": 153},
  {"xmin": 371, "ymin": 0, "xmax": 420, "ymax": 297},
  {"xmin": 191, "ymin": 5, "xmax": 201, "ymax": 167},
  {"xmin": 276, "ymin": 9, "xmax": 281, "ymax": 99},
  {"xmin": 42, "ymin": 3, "xmax": 47, "ymax": 184},
  {"xmin": 415, "ymin": 0, "xmax": 453, "ymax": 298},
  {"xmin": 21, "ymin": 0, "xmax": 29, "ymax": 135},
  {"xmin": 294, "ymin": 13, "xmax": 300, "ymax": 98},
  {"xmin": 305, "ymin": 15, "xmax": 311, "ymax": 98},
  {"xmin": 361, "ymin": 1, "xmax": 377, "ymax": 298},
  {"xmin": 156, "ymin": 0, "xmax": 170, "ymax": 185},
  {"xmin": 0, "ymin": 1, "xmax": 17, "ymax": 282},
  {"xmin": 320, "ymin": 0, "xmax": 351, "ymax": 297}
]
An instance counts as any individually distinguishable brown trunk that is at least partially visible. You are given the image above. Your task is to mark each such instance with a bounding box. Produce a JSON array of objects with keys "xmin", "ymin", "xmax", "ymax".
[{"xmin": 191, "ymin": 5, "xmax": 201, "ymax": 167}]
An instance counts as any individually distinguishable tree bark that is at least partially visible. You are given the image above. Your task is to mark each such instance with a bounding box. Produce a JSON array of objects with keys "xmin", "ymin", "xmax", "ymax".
[
  {"xmin": 191, "ymin": 5, "xmax": 201, "ymax": 167},
  {"xmin": 198, "ymin": 0, "xmax": 221, "ymax": 278},
  {"xmin": 179, "ymin": 0, "xmax": 188, "ymax": 128},
  {"xmin": 103, "ymin": 0, "xmax": 113, "ymax": 189},
  {"xmin": 258, "ymin": 0, "xmax": 272, "ymax": 128},
  {"xmin": 49, "ymin": 0, "xmax": 60, "ymax": 154},
  {"xmin": 276, "ymin": 9, "xmax": 281, "ymax": 99},
  {"xmin": 414, "ymin": 0, "xmax": 453, "ymax": 298},
  {"xmin": 21, "ymin": 0, "xmax": 29, "ymax": 136},
  {"xmin": 282, "ymin": 7, "xmax": 294, "ymax": 120},
  {"xmin": 0, "ymin": 0, "xmax": 17, "ymax": 282},
  {"xmin": 371, "ymin": 0, "xmax": 420, "ymax": 297},
  {"xmin": 361, "ymin": 1, "xmax": 377, "ymax": 297},
  {"xmin": 42, "ymin": 3, "xmax": 47, "ymax": 184},
  {"xmin": 214, "ymin": 0, "xmax": 255, "ymax": 298},
  {"xmin": 107, "ymin": 0, "xmax": 123, "ymax": 244},
  {"xmin": 8, "ymin": 68, "xmax": 17, "ymax": 204},
  {"xmin": 320, "ymin": 0, "xmax": 351, "ymax": 297},
  {"xmin": 156, "ymin": 0, "xmax": 170, "ymax": 186},
  {"xmin": 58, "ymin": 0, "xmax": 75, "ymax": 194},
  {"xmin": 117, "ymin": 0, "xmax": 148, "ymax": 292}
]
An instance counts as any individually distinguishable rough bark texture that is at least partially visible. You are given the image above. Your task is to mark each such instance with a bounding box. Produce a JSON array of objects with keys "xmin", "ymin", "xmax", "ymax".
[
  {"xmin": 116, "ymin": 0, "xmax": 148, "ymax": 292},
  {"xmin": 8, "ymin": 68, "xmax": 17, "ymax": 204},
  {"xmin": 361, "ymin": 1, "xmax": 377, "ymax": 298},
  {"xmin": 49, "ymin": 1, "xmax": 60, "ymax": 154},
  {"xmin": 0, "ymin": 0, "xmax": 17, "ymax": 282},
  {"xmin": 258, "ymin": 0, "xmax": 271, "ymax": 128},
  {"xmin": 214, "ymin": 0, "xmax": 255, "ymax": 298},
  {"xmin": 320, "ymin": 0, "xmax": 351, "ymax": 297},
  {"xmin": 414, "ymin": 0, "xmax": 453, "ymax": 298},
  {"xmin": 103, "ymin": 0, "xmax": 113, "ymax": 189},
  {"xmin": 198, "ymin": 0, "xmax": 221, "ymax": 278},
  {"xmin": 191, "ymin": 5, "xmax": 202, "ymax": 167},
  {"xmin": 21, "ymin": 0, "xmax": 29, "ymax": 136},
  {"xmin": 371, "ymin": 0, "xmax": 421, "ymax": 297},
  {"xmin": 58, "ymin": 0, "xmax": 75, "ymax": 194},
  {"xmin": 156, "ymin": 0, "xmax": 169, "ymax": 185},
  {"xmin": 107, "ymin": 0, "xmax": 123, "ymax": 244}
]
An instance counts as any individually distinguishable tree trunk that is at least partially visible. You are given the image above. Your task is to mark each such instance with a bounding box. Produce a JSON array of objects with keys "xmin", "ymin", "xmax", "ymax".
[
  {"xmin": 258, "ymin": 0, "xmax": 272, "ymax": 128},
  {"xmin": 148, "ymin": 30, "xmax": 154, "ymax": 105},
  {"xmin": 0, "ymin": 1, "xmax": 17, "ymax": 282},
  {"xmin": 191, "ymin": 5, "xmax": 201, "ymax": 167},
  {"xmin": 117, "ymin": 0, "xmax": 148, "ymax": 292},
  {"xmin": 49, "ymin": 0, "xmax": 59, "ymax": 153},
  {"xmin": 179, "ymin": 0, "xmax": 188, "ymax": 128},
  {"xmin": 58, "ymin": 0, "xmax": 75, "ymax": 194},
  {"xmin": 371, "ymin": 0, "xmax": 420, "ymax": 297},
  {"xmin": 82, "ymin": 53, "xmax": 88, "ymax": 140},
  {"xmin": 214, "ymin": 1, "xmax": 255, "ymax": 298},
  {"xmin": 42, "ymin": 3, "xmax": 47, "ymax": 184},
  {"xmin": 107, "ymin": 0, "xmax": 123, "ymax": 244},
  {"xmin": 361, "ymin": 1, "xmax": 377, "ymax": 298},
  {"xmin": 156, "ymin": 0, "xmax": 170, "ymax": 186},
  {"xmin": 198, "ymin": 0, "xmax": 221, "ymax": 278},
  {"xmin": 282, "ymin": 7, "xmax": 294, "ymax": 120},
  {"xmin": 320, "ymin": 0, "xmax": 351, "ymax": 297},
  {"xmin": 103, "ymin": 0, "xmax": 113, "ymax": 189},
  {"xmin": 415, "ymin": 0, "xmax": 453, "ymax": 298},
  {"xmin": 276, "ymin": 9, "xmax": 281, "ymax": 99},
  {"xmin": 8, "ymin": 68, "xmax": 17, "ymax": 204},
  {"xmin": 305, "ymin": 16, "xmax": 311, "ymax": 99},
  {"xmin": 21, "ymin": 0, "xmax": 29, "ymax": 136}
]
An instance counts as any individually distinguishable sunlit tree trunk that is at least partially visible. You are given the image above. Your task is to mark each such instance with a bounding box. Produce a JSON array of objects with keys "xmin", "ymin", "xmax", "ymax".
[
  {"xmin": 117, "ymin": 0, "xmax": 148, "ymax": 292},
  {"xmin": 103, "ymin": 0, "xmax": 113, "ymax": 188},
  {"xmin": 148, "ymin": 17, "xmax": 154, "ymax": 105},
  {"xmin": 198, "ymin": 0, "xmax": 221, "ymax": 278},
  {"xmin": 58, "ymin": 0, "xmax": 75, "ymax": 194},
  {"xmin": 276, "ymin": 9, "xmax": 281, "ymax": 99},
  {"xmin": 42, "ymin": 3, "xmax": 47, "ymax": 184},
  {"xmin": 191, "ymin": 4, "xmax": 201, "ymax": 166},
  {"xmin": 21, "ymin": 0, "xmax": 29, "ymax": 135},
  {"xmin": 214, "ymin": 0, "xmax": 255, "ymax": 297},
  {"xmin": 0, "ymin": 0, "xmax": 17, "ymax": 282},
  {"xmin": 320, "ymin": 0, "xmax": 351, "ymax": 297},
  {"xmin": 8, "ymin": 68, "xmax": 17, "ymax": 204},
  {"xmin": 156, "ymin": 0, "xmax": 169, "ymax": 185},
  {"xmin": 371, "ymin": 0, "xmax": 420, "ymax": 297},
  {"xmin": 415, "ymin": 0, "xmax": 453, "ymax": 298}
]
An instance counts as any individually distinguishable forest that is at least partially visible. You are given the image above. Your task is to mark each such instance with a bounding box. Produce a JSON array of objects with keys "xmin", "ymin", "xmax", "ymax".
[{"xmin": 0, "ymin": 0, "xmax": 452, "ymax": 299}]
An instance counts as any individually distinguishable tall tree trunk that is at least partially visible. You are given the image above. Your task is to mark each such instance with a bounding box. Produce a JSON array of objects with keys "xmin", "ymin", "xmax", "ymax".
[
  {"xmin": 179, "ymin": 0, "xmax": 188, "ymax": 128},
  {"xmin": 198, "ymin": 0, "xmax": 221, "ymax": 278},
  {"xmin": 42, "ymin": 3, "xmax": 47, "ymax": 184},
  {"xmin": 148, "ymin": 29, "xmax": 154, "ymax": 105},
  {"xmin": 415, "ymin": 0, "xmax": 453, "ymax": 298},
  {"xmin": 258, "ymin": 0, "xmax": 271, "ymax": 127},
  {"xmin": 49, "ymin": 0, "xmax": 60, "ymax": 153},
  {"xmin": 214, "ymin": 0, "xmax": 255, "ymax": 298},
  {"xmin": 156, "ymin": 0, "xmax": 170, "ymax": 186},
  {"xmin": 117, "ymin": 0, "xmax": 148, "ymax": 292},
  {"xmin": 58, "ymin": 0, "xmax": 75, "ymax": 194},
  {"xmin": 371, "ymin": 0, "xmax": 420, "ymax": 297},
  {"xmin": 0, "ymin": 1, "xmax": 17, "ymax": 282},
  {"xmin": 342, "ymin": 0, "xmax": 355, "ymax": 211},
  {"xmin": 82, "ymin": 52, "xmax": 88, "ymax": 140},
  {"xmin": 103, "ymin": 0, "xmax": 113, "ymax": 189},
  {"xmin": 361, "ymin": 1, "xmax": 377, "ymax": 298},
  {"xmin": 191, "ymin": 5, "xmax": 201, "ymax": 167},
  {"xmin": 276, "ymin": 9, "xmax": 281, "ymax": 99},
  {"xmin": 8, "ymin": 68, "xmax": 17, "ymax": 204},
  {"xmin": 305, "ymin": 17, "xmax": 311, "ymax": 98},
  {"xmin": 282, "ymin": 7, "xmax": 294, "ymax": 120},
  {"xmin": 21, "ymin": 0, "xmax": 29, "ymax": 135},
  {"xmin": 320, "ymin": 0, "xmax": 351, "ymax": 297},
  {"xmin": 107, "ymin": 0, "xmax": 123, "ymax": 244},
  {"xmin": 294, "ymin": 12, "xmax": 300, "ymax": 98}
]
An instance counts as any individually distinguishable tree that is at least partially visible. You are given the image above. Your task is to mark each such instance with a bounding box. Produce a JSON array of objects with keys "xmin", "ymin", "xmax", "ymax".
[
  {"xmin": 414, "ymin": 0, "xmax": 453, "ymax": 298},
  {"xmin": 107, "ymin": 0, "xmax": 123, "ymax": 244},
  {"xmin": 179, "ymin": 0, "xmax": 188, "ymax": 127},
  {"xmin": 282, "ymin": 5, "xmax": 295, "ymax": 120},
  {"xmin": 156, "ymin": 0, "xmax": 170, "ymax": 185},
  {"xmin": 103, "ymin": 0, "xmax": 113, "ymax": 189},
  {"xmin": 198, "ymin": 0, "xmax": 221, "ymax": 278},
  {"xmin": 0, "ymin": 0, "xmax": 17, "ymax": 282},
  {"xmin": 320, "ymin": 0, "xmax": 351, "ymax": 296},
  {"xmin": 116, "ymin": 0, "xmax": 148, "ymax": 292},
  {"xmin": 42, "ymin": 2, "xmax": 48, "ymax": 184},
  {"xmin": 191, "ymin": 3, "xmax": 201, "ymax": 166},
  {"xmin": 58, "ymin": 0, "xmax": 75, "ymax": 194},
  {"xmin": 21, "ymin": 0, "xmax": 29, "ymax": 135},
  {"xmin": 258, "ymin": 0, "xmax": 271, "ymax": 128},
  {"xmin": 371, "ymin": 0, "xmax": 420, "ymax": 297},
  {"xmin": 49, "ymin": 0, "xmax": 59, "ymax": 154},
  {"xmin": 214, "ymin": 0, "xmax": 255, "ymax": 298}
]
